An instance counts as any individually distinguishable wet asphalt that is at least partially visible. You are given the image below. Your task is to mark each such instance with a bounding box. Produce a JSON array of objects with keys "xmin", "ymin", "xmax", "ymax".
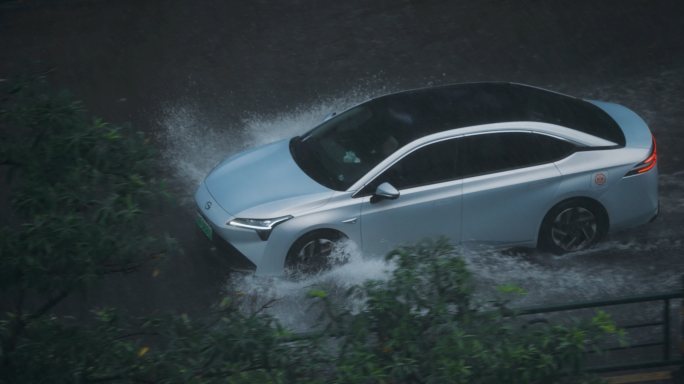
[{"xmin": 2, "ymin": 1, "xmax": 684, "ymax": 365}]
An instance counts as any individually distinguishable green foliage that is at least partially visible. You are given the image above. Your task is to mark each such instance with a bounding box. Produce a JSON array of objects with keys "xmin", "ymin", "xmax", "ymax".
[
  {"xmin": 0, "ymin": 80, "xmax": 176, "ymax": 295},
  {"xmin": 306, "ymin": 238, "xmax": 616, "ymax": 384},
  {"xmin": 591, "ymin": 311, "xmax": 626, "ymax": 340},
  {"xmin": 495, "ymin": 283, "xmax": 528, "ymax": 295},
  {"xmin": 0, "ymin": 81, "xmax": 618, "ymax": 383},
  {"xmin": 1, "ymin": 304, "xmax": 326, "ymax": 384},
  {"xmin": 0, "ymin": 79, "xmax": 178, "ymax": 378}
]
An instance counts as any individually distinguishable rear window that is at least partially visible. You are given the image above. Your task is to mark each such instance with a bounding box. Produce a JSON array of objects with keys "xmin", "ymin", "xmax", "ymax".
[
  {"xmin": 533, "ymin": 133, "xmax": 577, "ymax": 162},
  {"xmin": 513, "ymin": 88, "xmax": 626, "ymax": 146},
  {"xmin": 460, "ymin": 132, "xmax": 545, "ymax": 178}
]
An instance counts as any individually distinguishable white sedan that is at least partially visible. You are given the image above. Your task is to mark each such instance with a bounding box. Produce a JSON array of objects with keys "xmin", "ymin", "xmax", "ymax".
[{"xmin": 195, "ymin": 82, "xmax": 658, "ymax": 276}]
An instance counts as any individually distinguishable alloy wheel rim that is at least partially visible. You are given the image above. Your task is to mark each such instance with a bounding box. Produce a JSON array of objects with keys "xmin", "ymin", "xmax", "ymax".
[
  {"xmin": 296, "ymin": 239, "xmax": 335, "ymax": 274},
  {"xmin": 551, "ymin": 207, "xmax": 597, "ymax": 251}
]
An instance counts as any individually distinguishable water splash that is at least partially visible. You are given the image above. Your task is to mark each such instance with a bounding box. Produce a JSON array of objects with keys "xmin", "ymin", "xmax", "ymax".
[
  {"xmin": 224, "ymin": 240, "xmax": 395, "ymax": 332},
  {"xmin": 155, "ymin": 92, "xmax": 382, "ymax": 204},
  {"xmin": 155, "ymin": 80, "xmax": 684, "ymax": 330}
]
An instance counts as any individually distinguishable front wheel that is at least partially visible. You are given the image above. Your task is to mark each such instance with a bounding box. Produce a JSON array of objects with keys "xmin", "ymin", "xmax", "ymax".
[
  {"xmin": 285, "ymin": 231, "xmax": 347, "ymax": 276},
  {"xmin": 539, "ymin": 200, "xmax": 607, "ymax": 254}
]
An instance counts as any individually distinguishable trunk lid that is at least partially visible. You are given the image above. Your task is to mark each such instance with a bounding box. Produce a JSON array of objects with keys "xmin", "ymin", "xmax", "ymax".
[{"xmin": 585, "ymin": 100, "xmax": 652, "ymax": 148}]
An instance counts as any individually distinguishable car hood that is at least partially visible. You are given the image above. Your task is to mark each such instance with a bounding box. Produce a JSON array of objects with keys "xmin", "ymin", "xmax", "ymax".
[{"xmin": 204, "ymin": 138, "xmax": 334, "ymax": 218}]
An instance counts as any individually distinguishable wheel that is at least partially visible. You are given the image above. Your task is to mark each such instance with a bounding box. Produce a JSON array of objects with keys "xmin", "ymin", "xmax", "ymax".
[
  {"xmin": 539, "ymin": 199, "xmax": 607, "ymax": 254},
  {"xmin": 285, "ymin": 230, "xmax": 348, "ymax": 276}
]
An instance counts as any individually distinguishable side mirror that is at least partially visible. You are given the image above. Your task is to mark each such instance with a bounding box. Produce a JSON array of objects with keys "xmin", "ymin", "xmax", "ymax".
[
  {"xmin": 370, "ymin": 182, "xmax": 400, "ymax": 204},
  {"xmin": 323, "ymin": 112, "xmax": 337, "ymax": 122}
]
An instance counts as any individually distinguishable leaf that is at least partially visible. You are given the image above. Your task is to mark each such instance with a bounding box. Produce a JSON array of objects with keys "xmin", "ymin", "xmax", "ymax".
[
  {"xmin": 307, "ymin": 289, "xmax": 327, "ymax": 298},
  {"xmin": 138, "ymin": 347, "xmax": 149, "ymax": 357},
  {"xmin": 494, "ymin": 283, "xmax": 528, "ymax": 295}
]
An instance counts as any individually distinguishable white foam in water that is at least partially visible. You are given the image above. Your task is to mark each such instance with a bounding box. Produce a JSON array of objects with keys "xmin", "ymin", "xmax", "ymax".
[
  {"xmin": 156, "ymin": 78, "xmax": 684, "ymax": 331},
  {"xmin": 155, "ymin": 102, "xmax": 242, "ymax": 205},
  {"xmin": 461, "ymin": 246, "xmax": 640, "ymax": 306},
  {"xmin": 224, "ymin": 240, "xmax": 396, "ymax": 332}
]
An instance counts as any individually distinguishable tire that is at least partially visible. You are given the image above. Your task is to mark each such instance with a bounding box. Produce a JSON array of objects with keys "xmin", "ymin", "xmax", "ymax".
[
  {"xmin": 539, "ymin": 199, "xmax": 608, "ymax": 254},
  {"xmin": 285, "ymin": 230, "xmax": 348, "ymax": 276}
]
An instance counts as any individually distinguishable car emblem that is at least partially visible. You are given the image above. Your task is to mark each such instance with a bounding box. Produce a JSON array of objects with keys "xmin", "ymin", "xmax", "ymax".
[{"xmin": 205, "ymin": 202, "xmax": 212, "ymax": 210}]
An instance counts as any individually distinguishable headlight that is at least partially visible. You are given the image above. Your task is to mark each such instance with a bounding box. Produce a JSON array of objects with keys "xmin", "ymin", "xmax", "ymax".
[{"xmin": 228, "ymin": 216, "xmax": 293, "ymax": 241}]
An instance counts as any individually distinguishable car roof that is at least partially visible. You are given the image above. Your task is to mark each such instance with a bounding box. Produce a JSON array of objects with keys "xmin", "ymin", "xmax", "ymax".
[{"xmin": 361, "ymin": 82, "xmax": 626, "ymax": 147}]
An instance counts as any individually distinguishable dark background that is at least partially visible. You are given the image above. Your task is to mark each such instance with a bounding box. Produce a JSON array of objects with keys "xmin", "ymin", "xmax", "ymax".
[{"xmin": 1, "ymin": 0, "xmax": 684, "ymax": 354}]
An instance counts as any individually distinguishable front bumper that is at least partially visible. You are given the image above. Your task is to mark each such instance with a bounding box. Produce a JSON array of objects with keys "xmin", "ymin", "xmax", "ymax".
[
  {"xmin": 197, "ymin": 211, "xmax": 256, "ymax": 271},
  {"xmin": 195, "ymin": 181, "xmax": 270, "ymax": 272}
]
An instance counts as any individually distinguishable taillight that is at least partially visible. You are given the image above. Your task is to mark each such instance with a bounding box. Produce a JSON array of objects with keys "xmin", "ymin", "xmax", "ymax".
[{"xmin": 625, "ymin": 135, "xmax": 657, "ymax": 177}]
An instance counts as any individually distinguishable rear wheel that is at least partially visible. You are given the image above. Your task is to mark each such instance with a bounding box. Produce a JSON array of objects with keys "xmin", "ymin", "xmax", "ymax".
[
  {"xmin": 539, "ymin": 200, "xmax": 607, "ymax": 254},
  {"xmin": 285, "ymin": 230, "xmax": 347, "ymax": 276}
]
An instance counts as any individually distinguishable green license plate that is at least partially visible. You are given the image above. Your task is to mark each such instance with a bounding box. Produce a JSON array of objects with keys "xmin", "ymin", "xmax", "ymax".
[{"xmin": 197, "ymin": 213, "xmax": 213, "ymax": 240}]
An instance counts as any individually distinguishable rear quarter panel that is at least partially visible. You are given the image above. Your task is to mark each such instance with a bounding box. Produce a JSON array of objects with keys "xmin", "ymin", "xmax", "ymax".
[{"xmin": 552, "ymin": 147, "xmax": 655, "ymax": 232}]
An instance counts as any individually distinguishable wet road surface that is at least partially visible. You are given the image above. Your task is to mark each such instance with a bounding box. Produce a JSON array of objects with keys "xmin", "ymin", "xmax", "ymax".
[{"xmin": 2, "ymin": 0, "xmax": 684, "ymax": 366}]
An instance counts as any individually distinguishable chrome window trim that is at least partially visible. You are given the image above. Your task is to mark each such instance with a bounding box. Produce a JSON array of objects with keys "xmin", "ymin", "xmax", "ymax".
[
  {"xmin": 457, "ymin": 130, "xmax": 576, "ymax": 181},
  {"xmin": 463, "ymin": 129, "xmax": 532, "ymax": 136},
  {"xmin": 351, "ymin": 134, "xmax": 464, "ymax": 198},
  {"xmin": 465, "ymin": 129, "xmax": 586, "ymax": 148},
  {"xmin": 532, "ymin": 130, "xmax": 586, "ymax": 147},
  {"xmin": 345, "ymin": 121, "xmax": 614, "ymax": 193}
]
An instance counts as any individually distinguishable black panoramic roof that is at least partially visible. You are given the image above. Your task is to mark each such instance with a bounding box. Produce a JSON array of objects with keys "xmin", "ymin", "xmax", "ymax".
[{"xmin": 363, "ymin": 82, "xmax": 625, "ymax": 146}]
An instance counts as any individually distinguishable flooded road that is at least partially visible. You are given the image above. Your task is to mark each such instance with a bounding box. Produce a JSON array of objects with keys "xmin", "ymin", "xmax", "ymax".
[
  {"xmin": 158, "ymin": 72, "xmax": 684, "ymax": 334},
  {"xmin": 2, "ymin": 0, "xmax": 684, "ymax": 344}
]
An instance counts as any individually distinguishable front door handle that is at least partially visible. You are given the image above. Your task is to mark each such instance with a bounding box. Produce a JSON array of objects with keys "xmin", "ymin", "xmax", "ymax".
[{"xmin": 342, "ymin": 218, "xmax": 357, "ymax": 224}]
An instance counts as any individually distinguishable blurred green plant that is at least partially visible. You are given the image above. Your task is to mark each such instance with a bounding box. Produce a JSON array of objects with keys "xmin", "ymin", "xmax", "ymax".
[
  {"xmin": 306, "ymin": 238, "xmax": 618, "ymax": 384},
  {"xmin": 0, "ymin": 80, "xmax": 618, "ymax": 383},
  {"xmin": 0, "ymin": 78, "xmax": 181, "ymax": 378}
]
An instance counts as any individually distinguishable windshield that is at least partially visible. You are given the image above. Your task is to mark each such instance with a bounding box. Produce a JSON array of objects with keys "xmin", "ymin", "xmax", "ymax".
[{"xmin": 290, "ymin": 105, "xmax": 408, "ymax": 191}]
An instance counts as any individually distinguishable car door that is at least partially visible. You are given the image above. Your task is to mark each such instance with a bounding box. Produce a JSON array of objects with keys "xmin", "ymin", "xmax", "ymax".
[
  {"xmin": 358, "ymin": 137, "xmax": 463, "ymax": 257},
  {"xmin": 460, "ymin": 131, "xmax": 568, "ymax": 247}
]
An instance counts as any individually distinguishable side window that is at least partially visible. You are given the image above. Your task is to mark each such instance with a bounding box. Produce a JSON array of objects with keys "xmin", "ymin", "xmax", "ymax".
[
  {"xmin": 533, "ymin": 133, "xmax": 577, "ymax": 162},
  {"xmin": 364, "ymin": 138, "xmax": 460, "ymax": 193},
  {"xmin": 460, "ymin": 132, "xmax": 544, "ymax": 178}
]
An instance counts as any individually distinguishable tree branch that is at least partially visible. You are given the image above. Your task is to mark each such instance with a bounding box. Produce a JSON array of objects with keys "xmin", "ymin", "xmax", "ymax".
[
  {"xmin": 2, "ymin": 289, "xmax": 69, "ymax": 369},
  {"xmin": 27, "ymin": 290, "xmax": 69, "ymax": 321},
  {"xmin": 250, "ymin": 297, "xmax": 281, "ymax": 318},
  {"xmin": 112, "ymin": 332, "xmax": 159, "ymax": 342},
  {"xmin": 14, "ymin": 289, "xmax": 25, "ymax": 317},
  {"xmin": 85, "ymin": 376, "xmax": 122, "ymax": 384},
  {"xmin": 105, "ymin": 251, "xmax": 163, "ymax": 274},
  {"xmin": 86, "ymin": 375, "xmax": 156, "ymax": 384},
  {"xmin": 202, "ymin": 364, "xmax": 266, "ymax": 379}
]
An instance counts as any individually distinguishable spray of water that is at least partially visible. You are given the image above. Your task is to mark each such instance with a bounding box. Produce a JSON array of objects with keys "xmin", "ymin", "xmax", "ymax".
[
  {"xmin": 224, "ymin": 239, "xmax": 396, "ymax": 332},
  {"xmin": 155, "ymin": 79, "xmax": 684, "ymax": 331},
  {"xmin": 156, "ymin": 92, "xmax": 382, "ymax": 201}
]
